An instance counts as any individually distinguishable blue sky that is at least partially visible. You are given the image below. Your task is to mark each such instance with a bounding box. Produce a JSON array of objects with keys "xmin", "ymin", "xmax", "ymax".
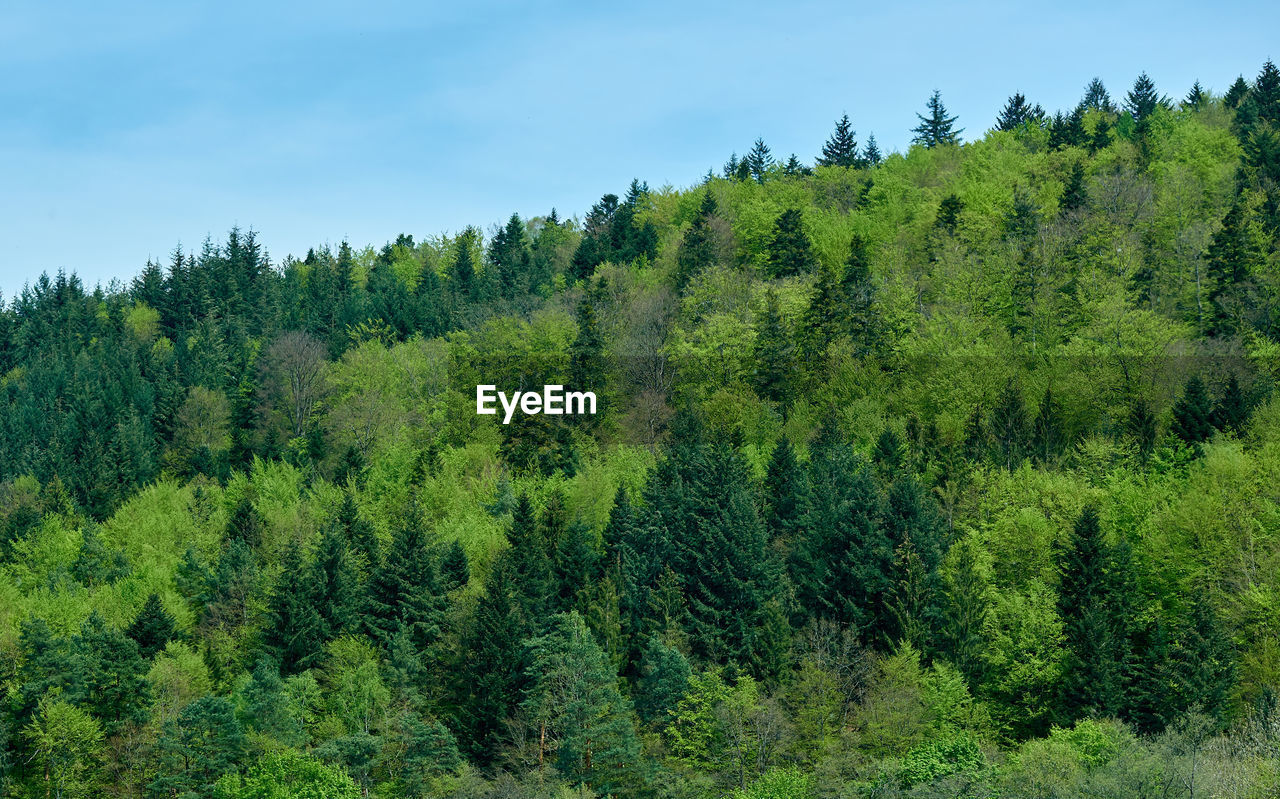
[{"xmin": 1, "ymin": 0, "xmax": 1276, "ymax": 297}]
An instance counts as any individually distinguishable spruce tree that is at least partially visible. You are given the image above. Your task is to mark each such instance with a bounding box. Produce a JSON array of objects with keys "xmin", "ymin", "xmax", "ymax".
[
  {"xmin": 912, "ymin": 90, "xmax": 962, "ymax": 148},
  {"xmin": 1061, "ymin": 161, "xmax": 1088, "ymax": 213},
  {"xmin": 767, "ymin": 208, "xmax": 817, "ymax": 277},
  {"xmin": 996, "ymin": 92, "xmax": 1045, "ymax": 131},
  {"xmin": 1205, "ymin": 198, "xmax": 1257, "ymax": 334},
  {"xmin": 457, "ymin": 556, "xmax": 527, "ymax": 765},
  {"xmin": 1213, "ymin": 374, "xmax": 1248, "ymax": 432},
  {"xmin": 675, "ymin": 190, "xmax": 719, "ymax": 289},
  {"xmin": 764, "ymin": 436, "xmax": 810, "ymax": 546},
  {"xmin": 817, "ymin": 114, "xmax": 859, "ymax": 167},
  {"xmin": 755, "ymin": 288, "xmax": 794, "ymax": 403},
  {"xmin": 1184, "ymin": 80, "xmax": 1207, "ymax": 110},
  {"xmin": 1171, "ymin": 376, "xmax": 1215, "ymax": 446},
  {"xmin": 1224, "ymin": 75, "xmax": 1251, "ymax": 109},
  {"xmin": 1124, "ymin": 72, "xmax": 1165, "ymax": 124},
  {"xmin": 451, "ymin": 227, "xmax": 478, "ymax": 299},
  {"xmin": 569, "ymin": 296, "xmax": 607, "ymax": 402},
  {"xmin": 1081, "ymin": 77, "xmax": 1115, "ymax": 113},
  {"xmin": 441, "ymin": 539, "xmax": 470, "ymax": 592},
  {"xmin": 262, "ymin": 540, "xmax": 324, "ymax": 675},
  {"xmin": 522, "ymin": 612, "xmax": 642, "ymax": 794},
  {"xmin": 988, "ymin": 379, "xmax": 1029, "ymax": 470},
  {"xmin": 309, "ymin": 523, "xmax": 359, "ymax": 641},
  {"xmin": 862, "ymin": 134, "xmax": 883, "ymax": 165},
  {"xmin": 70, "ymin": 612, "xmax": 151, "ymax": 735},
  {"xmin": 506, "ymin": 493, "xmax": 554, "ymax": 620},
  {"xmin": 746, "ymin": 137, "xmax": 775, "ymax": 182},
  {"xmin": 800, "ymin": 262, "xmax": 843, "ymax": 371},
  {"xmin": 364, "ymin": 504, "xmax": 444, "ymax": 651},
  {"xmin": 1030, "ymin": 387, "xmax": 1064, "ymax": 464},
  {"xmin": 1057, "ymin": 506, "xmax": 1126, "ymax": 720},
  {"xmin": 150, "ymin": 696, "xmax": 247, "ymax": 797},
  {"xmin": 842, "ymin": 233, "xmax": 879, "ymax": 354},
  {"xmin": 635, "ymin": 636, "xmax": 691, "ymax": 724},
  {"xmin": 1253, "ymin": 60, "xmax": 1280, "ymax": 124},
  {"xmin": 127, "ymin": 592, "xmax": 177, "ymax": 659},
  {"xmin": 1127, "ymin": 397, "xmax": 1158, "ymax": 461}
]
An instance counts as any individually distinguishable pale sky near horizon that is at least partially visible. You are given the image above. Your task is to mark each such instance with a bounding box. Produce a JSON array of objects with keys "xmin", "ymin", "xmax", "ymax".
[{"xmin": 1, "ymin": 0, "xmax": 1277, "ymax": 297}]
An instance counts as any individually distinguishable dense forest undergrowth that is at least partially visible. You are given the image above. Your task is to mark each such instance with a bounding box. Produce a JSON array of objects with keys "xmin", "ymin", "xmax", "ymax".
[{"xmin": 3, "ymin": 64, "xmax": 1280, "ymax": 798}]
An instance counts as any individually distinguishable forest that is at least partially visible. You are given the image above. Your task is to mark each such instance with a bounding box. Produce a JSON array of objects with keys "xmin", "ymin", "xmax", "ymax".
[{"xmin": 2, "ymin": 62, "xmax": 1280, "ymax": 798}]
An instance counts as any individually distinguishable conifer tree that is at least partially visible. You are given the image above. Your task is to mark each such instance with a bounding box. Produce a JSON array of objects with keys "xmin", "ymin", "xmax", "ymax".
[
  {"xmin": 676, "ymin": 190, "xmax": 719, "ymax": 289},
  {"xmin": 490, "ymin": 213, "xmax": 533, "ymax": 299},
  {"xmin": 1184, "ymin": 80, "xmax": 1207, "ymax": 110},
  {"xmin": 767, "ymin": 209, "xmax": 817, "ymax": 277},
  {"xmin": 127, "ymin": 592, "xmax": 177, "ymax": 659},
  {"xmin": 996, "ymin": 92, "xmax": 1045, "ymax": 131},
  {"xmin": 1172, "ymin": 376, "xmax": 1215, "ymax": 446},
  {"xmin": 988, "ymin": 379, "xmax": 1029, "ymax": 470},
  {"xmin": 862, "ymin": 134, "xmax": 883, "ymax": 165},
  {"xmin": 569, "ymin": 296, "xmax": 607, "ymax": 402},
  {"xmin": 842, "ymin": 233, "xmax": 879, "ymax": 354},
  {"xmin": 1060, "ymin": 161, "xmax": 1088, "ymax": 213},
  {"xmin": 70, "ymin": 612, "xmax": 151, "ymax": 735},
  {"xmin": 755, "ymin": 288, "xmax": 794, "ymax": 402},
  {"xmin": 522, "ymin": 612, "xmax": 643, "ymax": 794},
  {"xmin": 912, "ymin": 90, "xmax": 962, "ymax": 148},
  {"xmin": 457, "ymin": 556, "xmax": 527, "ymax": 765},
  {"xmin": 364, "ymin": 504, "xmax": 444, "ymax": 651},
  {"xmin": 1030, "ymin": 387, "xmax": 1064, "ymax": 464},
  {"xmin": 309, "ymin": 523, "xmax": 359, "ymax": 641},
  {"xmin": 1253, "ymin": 60, "xmax": 1280, "ymax": 124},
  {"xmin": 1081, "ymin": 77, "xmax": 1115, "ymax": 113},
  {"xmin": 764, "ymin": 436, "xmax": 810, "ymax": 546},
  {"xmin": 263, "ymin": 540, "xmax": 323, "ymax": 675},
  {"xmin": 940, "ymin": 538, "xmax": 991, "ymax": 686},
  {"xmin": 799, "ymin": 262, "xmax": 843, "ymax": 371},
  {"xmin": 635, "ymin": 636, "xmax": 691, "ymax": 724},
  {"xmin": 150, "ymin": 696, "xmax": 247, "ymax": 797},
  {"xmin": 817, "ymin": 114, "xmax": 859, "ymax": 167},
  {"xmin": 441, "ymin": 539, "xmax": 470, "ymax": 592},
  {"xmin": 1127, "ymin": 397, "xmax": 1158, "ymax": 460},
  {"xmin": 1057, "ymin": 506, "xmax": 1127, "ymax": 720},
  {"xmin": 1125, "ymin": 72, "xmax": 1166, "ymax": 125},
  {"xmin": 1213, "ymin": 374, "xmax": 1248, "ymax": 432},
  {"xmin": 451, "ymin": 227, "xmax": 478, "ymax": 299},
  {"xmin": 337, "ymin": 491, "xmax": 379, "ymax": 571},
  {"xmin": 506, "ymin": 493, "xmax": 554, "ymax": 620},
  {"xmin": 746, "ymin": 138, "xmax": 775, "ymax": 182},
  {"xmin": 1205, "ymin": 198, "xmax": 1257, "ymax": 334}
]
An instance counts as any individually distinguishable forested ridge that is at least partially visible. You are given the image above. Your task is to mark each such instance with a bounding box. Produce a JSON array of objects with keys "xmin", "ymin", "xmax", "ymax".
[{"xmin": 3, "ymin": 64, "xmax": 1280, "ymax": 798}]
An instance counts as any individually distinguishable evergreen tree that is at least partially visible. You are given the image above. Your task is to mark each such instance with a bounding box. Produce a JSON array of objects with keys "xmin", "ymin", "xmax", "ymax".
[
  {"xmin": 227, "ymin": 493, "xmax": 263, "ymax": 549},
  {"xmin": 262, "ymin": 540, "xmax": 323, "ymax": 675},
  {"xmin": 1057, "ymin": 507, "xmax": 1126, "ymax": 720},
  {"xmin": 676, "ymin": 190, "xmax": 719, "ymax": 290},
  {"xmin": 1030, "ymin": 387, "xmax": 1064, "ymax": 464},
  {"xmin": 1061, "ymin": 161, "xmax": 1088, "ymax": 213},
  {"xmin": 1213, "ymin": 374, "xmax": 1248, "ymax": 432},
  {"xmin": 70, "ymin": 612, "xmax": 150, "ymax": 735},
  {"xmin": 1081, "ymin": 77, "xmax": 1115, "ymax": 113},
  {"xmin": 996, "ymin": 92, "xmax": 1045, "ymax": 131},
  {"xmin": 1224, "ymin": 76, "xmax": 1251, "ymax": 109},
  {"xmin": 842, "ymin": 233, "xmax": 879, "ymax": 354},
  {"xmin": 1184, "ymin": 80, "xmax": 1207, "ymax": 110},
  {"xmin": 1124, "ymin": 72, "xmax": 1164, "ymax": 123},
  {"xmin": 1204, "ymin": 198, "xmax": 1257, "ymax": 334},
  {"xmin": 490, "ymin": 213, "xmax": 533, "ymax": 298},
  {"xmin": 441, "ymin": 539, "xmax": 470, "ymax": 592},
  {"xmin": 150, "ymin": 696, "xmax": 247, "ymax": 799},
  {"xmin": 457, "ymin": 556, "xmax": 527, "ymax": 765},
  {"xmin": 755, "ymin": 288, "xmax": 794, "ymax": 403},
  {"xmin": 70, "ymin": 524, "xmax": 130, "ymax": 587},
  {"xmin": 635, "ymin": 636, "xmax": 692, "ymax": 724},
  {"xmin": 506, "ymin": 493, "xmax": 554, "ymax": 620},
  {"xmin": 912, "ymin": 90, "xmax": 963, "ymax": 148},
  {"xmin": 746, "ymin": 137, "xmax": 775, "ymax": 182},
  {"xmin": 1127, "ymin": 397, "xmax": 1159, "ymax": 460},
  {"xmin": 764, "ymin": 436, "xmax": 810, "ymax": 546},
  {"xmin": 935, "ymin": 194, "xmax": 964, "ymax": 233},
  {"xmin": 940, "ymin": 538, "xmax": 991, "ymax": 686},
  {"xmin": 1253, "ymin": 60, "xmax": 1280, "ymax": 124},
  {"xmin": 1049, "ymin": 108, "xmax": 1087, "ymax": 150},
  {"xmin": 522, "ymin": 612, "xmax": 643, "ymax": 794},
  {"xmin": 817, "ymin": 114, "xmax": 860, "ymax": 167},
  {"xmin": 767, "ymin": 208, "xmax": 817, "ymax": 277},
  {"xmin": 569, "ymin": 295, "xmax": 607, "ymax": 403},
  {"xmin": 873, "ymin": 427, "xmax": 904, "ymax": 473},
  {"xmin": 1171, "ymin": 376, "xmax": 1215, "ymax": 446},
  {"xmin": 451, "ymin": 227, "xmax": 478, "ymax": 299},
  {"xmin": 309, "ymin": 523, "xmax": 359, "ymax": 641},
  {"xmin": 364, "ymin": 504, "xmax": 444, "ymax": 650},
  {"xmin": 127, "ymin": 592, "xmax": 177, "ymax": 659},
  {"xmin": 862, "ymin": 134, "xmax": 883, "ymax": 165},
  {"xmin": 571, "ymin": 194, "xmax": 619, "ymax": 281},
  {"xmin": 988, "ymin": 379, "xmax": 1029, "ymax": 470}
]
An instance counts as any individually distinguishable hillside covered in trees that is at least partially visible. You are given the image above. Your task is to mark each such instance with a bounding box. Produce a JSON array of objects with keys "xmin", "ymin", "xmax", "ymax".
[{"xmin": 3, "ymin": 63, "xmax": 1280, "ymax": 798}]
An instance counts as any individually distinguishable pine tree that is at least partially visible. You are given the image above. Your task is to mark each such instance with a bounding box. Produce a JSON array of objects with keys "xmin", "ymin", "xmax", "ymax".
[
  {"xmin": 1127, "ymin": 397, "xmax": 1158, "ymax": 460},
  {"xmin": 764, "ymin": 436, "xmax": 810, "ymax": 546},
  {"xmin": 676, "ymin": 190, "xmax": 719, "ymax": 289},
  {"xmin": 940, "ymin": 537, "xmax": 991, "ymax": 686},
  {"xmin": 522, "ymin": 612, "xmax": 643, "ymax": 794},
  {"xmin": 1030, "ymin": 387, "xmax": 1064, "ymax": 464},
  {"xmin": 1224, "ymin": 76, "xmax": 1251, "ymax": 109},
  {"xmin": 364, "ymin": 504, "xmax": 444, "ymax": 650},
  {"xmin": 569, "ymin": 296, "xmax": 607, "ymax": 402},
  {"xmin": 1213, "ymin": 374, "xmax": 1248, "ymax": 432},
  {"xmin": 635, "ymin": 636, "xmax": 692, "ymax": 724},
  {"xmin": 935, "ymin": 194, "xmax": 963, "ymax": 233},
  {"xmin": 746, "ymin": 138, "xmax": 775, "ymax": 182},
  {"xmin": 457, "ymin": 556, "xmax": 527, "ymax": 765},
  {"xmin": 127, "ymin": 592, "xmax": 177, "ymax": 659},
  {"xmin": 70, "ymin": 612, "xmax": 151, "ymax": 735},
  {"xmin": 451, "ymin": 227, "xmax": 478, "ymax": 299},
  {"xmin": 767, "ymin": 208, "xmax": 817, "ymax": 277},
  {"xmin": 1049, "ymin": 108, "xmax": 1087, "ymax": 150},
  {"xmin": 227, "ymin": 493, "xmax": 263, "ymax": 549},
  {"xmin": 1253, "ymin": 60, "xmax": 1280, "ymax": 124},
  {"xmin": 70, "ymin": 524, "xmax": 130, "ymax": 587},
  {"xmin": 506, "ymin": 493, "xmax": 554, "ymax": 620},
  {"xmin": 842, "ymin": 233, "xmax": 879, "ymax": 354},
  {"xmin": 262, "ymin": 540, "xmax": 324, "ymax": 675},
  {"xmin": 1081, "ymin": 77, "xmax": 1115, "ymax": 113},
  {"xmin": 912, "ymin": 90, "xmax": 963, "ymax": 148},
  {"xmin": 150, "ymin": 696, "xmax": 247, "ymax": 797},
  {"xmin": 441, "ymin": 539, "xmax": 470, "ymax": 592},
  {"xmin": 1184, "ymin": 80, "xmax": 1207, "ymax": 110},
  {"xmin": 490, "ymin": 213, "xmax": 533, "ymax": 298},
  {"xmin": 337, "ymin": 491, "xmax": 379, "ymax": 570},
  {"xmin": 996, "ymin": 92, "xmax": 1045, "ymax": 131},
  {"xmin": 309, "ymin": 523, "xmax": 359, "ymax": 641},
  {"xmin": 1061, "ymin": 161, "xmax": 1088, "ymax": 213},
  {"xmin": 988, "ymin": 379, "xmax": 1028, "ymax": 470},
  {"xmin": 755, "ymin": 288, "xmax": 794, "ymax": 402},
  {"xmin": 862, "ymin": 134, "xmax": 883, "ymax": 165},
  {"xmin": 1057, "ymin": 506, "xmax": 1126, "ymax": 720},
  {"xmin": 817, "ymin": 114, "xmax": 859, "ymax": 167},
  {"xmin": 1205, "ymin": 197, "xmax": 1257, "ymax": 334},
  {"xmin": 799, "ymin": 262, "xmax": 844, "ymax": 371},
  {"xmin": 1125, "ymin": 72, "xmax": 1164, "ymax": 124},
  {"xmin": 1171, "ymin": 376, "xmax": 1215, "ymax": 446}
]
